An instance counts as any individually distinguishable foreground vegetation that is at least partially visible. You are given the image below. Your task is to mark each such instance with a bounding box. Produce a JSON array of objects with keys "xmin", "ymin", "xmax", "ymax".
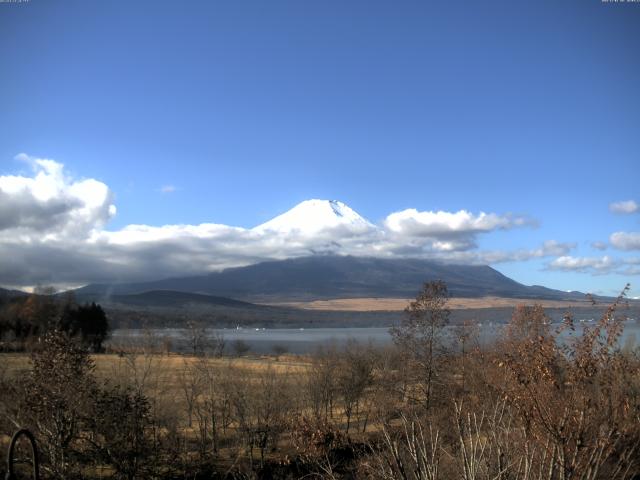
[{"xmin": 0, "ymin": 282, "xmax": 638, "ymax": 479}]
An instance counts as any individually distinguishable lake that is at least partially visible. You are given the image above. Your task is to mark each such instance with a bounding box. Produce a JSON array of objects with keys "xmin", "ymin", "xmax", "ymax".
[{"xmin": 109, "ymin": 320, "xmax": 640, "ymax": 354}]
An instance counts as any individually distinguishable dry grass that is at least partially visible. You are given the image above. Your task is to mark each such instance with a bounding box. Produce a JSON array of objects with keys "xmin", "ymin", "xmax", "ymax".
[
  {"xmin": 267, "ymin": 296, "xmax": 592, "ymax": 311},
  {"xmin": 1, "ymin": 352, "xmax": 311, "ymax": 399},
  {"xmin": 1, "ymin": 352, "xmax": 310, "ymax": 371}
]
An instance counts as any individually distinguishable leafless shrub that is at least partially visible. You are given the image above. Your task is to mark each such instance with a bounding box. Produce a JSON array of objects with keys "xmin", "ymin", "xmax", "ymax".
[
  {"xmin": 271, "ymin": 343, "xmax": 288, "ymax": 360},
  {"xmin": 233, "ymin": 339, "xmax": 251, "ymax": 357},
  {"xmin": 495, "ymin": 285, "xmax": 640, "ymax": 480},
  {"xmin": 178, "ymin": 359, "xmax": 202, "ymax": 428},
  {"xmin": 362, "ymin": 413, "xmax": 440, "ymax": 480},
  {"xmin": 307, "ymin": 344, "xmax": 340, "ymax": 423},
  {"xmin": 336, "ymin": 341, "xmax": 375, "ymax": 433},
  {"xmin": 192, "ymin": 357, "xmax": 233, "ymax": 456},
  {"xmin": 86, "ymin": 384, "xmax": 152, "ymax": 480},
  {"xmin": 22, "ymin": 329, "xmax": 96, "ymax": 478},
  {"xmin": 229, "ymin": 366, "xmax": 293, "ymax": 468}
]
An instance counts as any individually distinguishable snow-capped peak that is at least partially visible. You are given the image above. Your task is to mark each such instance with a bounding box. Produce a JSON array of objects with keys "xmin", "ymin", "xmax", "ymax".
[{"xmin": 253, "ymin": 199, "xmax": 374, "ymax": 234}]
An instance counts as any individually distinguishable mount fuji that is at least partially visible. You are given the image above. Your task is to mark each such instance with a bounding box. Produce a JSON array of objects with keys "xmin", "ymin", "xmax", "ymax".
[
  {"xmin": 74, "ymin": 199, "xmax": 588, "ymax": 303},
  {"xmin": 76, "ymin": 256, "xmax": 585, "ymax": 303},
  {"xmin": 253, "ymin": 199, "xmax": 374, "ymax": 235}
]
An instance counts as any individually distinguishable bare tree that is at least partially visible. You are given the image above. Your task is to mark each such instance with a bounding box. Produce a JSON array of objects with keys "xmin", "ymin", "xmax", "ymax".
[
  {"xmin": 367, "ymin": 345, "xmax": 408, "ymax": 425},
  {"xmin": 211, "ymin": 331, "xmax": 226, "ymax": 357},
  {"xmin": 184, "ymin": 320, "xmax": 208, "ymax": 356},
  {"xmin": 337, "ymin": 341, "xmax": 375, "ymax": 433},
  {"xmin": 229, "ymin": 366, "xmax": 292, "ymax": 468},
  {"xmin": 109, "ymin": 338, "xmax": 172, "ymax": 474},
  {"xmin": 178, "ymin": 359, "xmax": 202, "ymax": 428},
  {"xmin": 232, "ymin": 339, "xmax": 251, "ymax": 357},
  {"xmin": 271, "ymin": 343, "xmax": 288, "ymax": 360},
  {"xmin": 451, "ymin": 319, "xmax": 480, "ymax": 396},
  {"xmin": 192, "ymin": 357, "xmax": 231, "ymax": 456},
  {"xmin": 390, "ymin": 280, "xmax": 450, "ymax": 409},
  {"xmin": 307, "ymin": 344, "xmax": 339, "ymax": 422}
]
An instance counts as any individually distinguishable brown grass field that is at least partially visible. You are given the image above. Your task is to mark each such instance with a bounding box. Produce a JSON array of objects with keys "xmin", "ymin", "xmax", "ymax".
[
  {"xmin": 0, "ymin": 352, "xmax": 324, "ymax": 474},
  {"xmin": 267, "ymin": 296, "xmax": 593, "ymax": 311},
  {"xmin": 1, "ymin": 352, "xmax": 311, "ymax": 381},
  {"xmin": 0, "ymin": 353, "xmax": 314, "ymax": 430}
]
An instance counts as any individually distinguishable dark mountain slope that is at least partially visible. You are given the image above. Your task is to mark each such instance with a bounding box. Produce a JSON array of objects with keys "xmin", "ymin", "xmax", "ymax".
[
  {"xmin": 76, "ymin": 255, "xmax": 583, "ymax": 301},
  {"xmin": 0, "ymin": 287, "xmax": 28, "ymax": 301},
  {"xmin": 75, "ymin": 290, "xmax": 264, "ymax": 309}
]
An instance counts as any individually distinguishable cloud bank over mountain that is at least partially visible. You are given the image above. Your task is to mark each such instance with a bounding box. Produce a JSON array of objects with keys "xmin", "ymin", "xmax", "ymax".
[
  {"xmin": 0, "ymin": 155, "xmax": 115, "ymax": 237},
  {"xmin": 0, "ymin": 156, "xmax": 628, "ymax": 289}
]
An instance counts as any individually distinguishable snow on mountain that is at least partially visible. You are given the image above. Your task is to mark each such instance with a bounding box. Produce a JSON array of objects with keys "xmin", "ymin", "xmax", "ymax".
[{"xmin": 253, "ymin": 199, "xmax": 375, "ymax": 235}]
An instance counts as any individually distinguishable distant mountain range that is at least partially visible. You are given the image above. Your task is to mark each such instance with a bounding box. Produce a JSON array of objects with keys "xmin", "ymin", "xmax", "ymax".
[
  {"xmin": 4, "ymin": 257, "xmax": 630, "ymax": 329},
  {"xmin": 0, "ymin": 287, "xmax": 28, "ymax": 300},
  {"xmin": 75, "ymin": 255, "xmax": 585, "ymax": 302}
]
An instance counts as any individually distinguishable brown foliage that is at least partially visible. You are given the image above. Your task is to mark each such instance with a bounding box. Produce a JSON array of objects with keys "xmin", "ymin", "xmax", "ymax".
[{"xmin": 494, "ymin": 285, "xmax": 640, "ymax": 479}]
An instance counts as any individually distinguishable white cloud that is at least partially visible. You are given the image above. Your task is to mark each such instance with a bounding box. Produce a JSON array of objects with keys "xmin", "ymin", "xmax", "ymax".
[
  {"xmin": 609, "ymin": 200, "xmax": 639, "ymax": 214},
  {"xmin": 159, "ymin": 185, "xmax": 177, "ymax": 194},
  {"xmin": 384, "ymin": 209, "xmax": 532, "ymax": 236},
  {"xmin": 0, "ymin": 154, "xmax": 115, "ymax": 239},
  {"xmin": 437, "ymin": 240, "xmax": 575, "ymax": 265},
  {"xmin": 610, "ymin": 231, "xmax": 640, "ymax": 251},
  {"xmin": 548, "ymin": 255, "xmax": 616, "ymax": 273},
  {"xmin": 0, "ymin": 155, "xmax": 582, "ymax": 289},
  {"xmin": 383, "ymin": 209, "xmax": 534, "ymax": 251},
  {"xmin": 591, "ymin": 241, "xmax": 608, "ymax": 251},
  {"xmin": 533, "ymin": 240, "xmax": 576, "ymax": 257},
  {"xmin": 547, "ymin": 255, "xmax": 640, "ymax": 275}
]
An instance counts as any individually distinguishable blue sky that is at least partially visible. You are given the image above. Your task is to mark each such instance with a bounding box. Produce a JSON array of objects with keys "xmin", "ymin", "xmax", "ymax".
[{"xmin": 0, "ymin": 0, "xmax": 639, "ymax": 295}]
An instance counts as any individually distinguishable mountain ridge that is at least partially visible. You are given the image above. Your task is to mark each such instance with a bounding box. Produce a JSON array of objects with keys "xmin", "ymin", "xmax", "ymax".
[
  {"xmin": 75, "ymin": 255, "xmax": 586, "ymax": 302},
  {"xmin": 0, "ymin": 287, "xmax": 28, "ymax": 300}
]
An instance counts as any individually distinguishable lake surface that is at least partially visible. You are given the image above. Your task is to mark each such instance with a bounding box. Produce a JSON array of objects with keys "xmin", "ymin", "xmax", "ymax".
[{"xmin": 109, "ymin": 321, "xmax": 640, "ymax": 354}]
